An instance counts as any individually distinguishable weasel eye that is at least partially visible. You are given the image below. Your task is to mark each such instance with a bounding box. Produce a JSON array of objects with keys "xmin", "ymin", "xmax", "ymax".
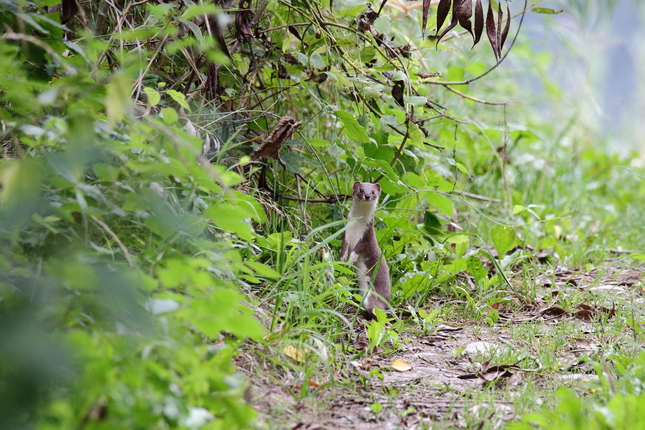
[
  {"xmin": 371, "ymin": 190, "xmax": 375, "ymax": 194},
  {"xmin": 360, "ymin": 188, "xmax": 364, "ymax": 193}
]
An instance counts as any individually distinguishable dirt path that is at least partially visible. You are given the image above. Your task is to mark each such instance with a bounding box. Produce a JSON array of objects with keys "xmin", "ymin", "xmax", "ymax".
[{"xmin": 247, "ymin": 265, "xmax": 643, "ymax": 429}]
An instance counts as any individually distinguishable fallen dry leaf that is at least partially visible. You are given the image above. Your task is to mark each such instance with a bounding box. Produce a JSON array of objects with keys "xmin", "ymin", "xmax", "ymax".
[
  {"xmin": 293, "ymin": 380, "xmax": 322, "ymax": 391},
  {"xmin": 540, "ymin": 306, "xmax": 567, "ymax": 317},
  {"xmin": 283, "ymin": 345, "xmax": 305, "ymax": 363},
  {"xmin": 392, "ymin": 359, "xmax": 412, "ymax": 372}
]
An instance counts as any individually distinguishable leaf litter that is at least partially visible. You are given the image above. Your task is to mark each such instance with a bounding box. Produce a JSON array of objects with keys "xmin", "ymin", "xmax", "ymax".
[{"xmin": 242, "ymin": 265, "xmax": 644, "ymax": 429}]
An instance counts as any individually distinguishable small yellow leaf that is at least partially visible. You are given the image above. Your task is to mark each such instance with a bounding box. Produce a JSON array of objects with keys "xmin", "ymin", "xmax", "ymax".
[
  {"xmin": 391, "ymin": 359, "xmax": 412, "ymax": 372},
  {"xmin": 283, "ymin": 345, "xmax": 305, "ymax": 363}
]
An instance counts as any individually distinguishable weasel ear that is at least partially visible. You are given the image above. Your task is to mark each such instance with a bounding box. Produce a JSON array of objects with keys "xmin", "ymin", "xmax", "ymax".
[
  {"xmin": 352, "ymin": 181, "xmax": 361, "ymax": 190},
  {"xmin": 375, "ymin": 183, "xmax": 381, "ymax": 192}
]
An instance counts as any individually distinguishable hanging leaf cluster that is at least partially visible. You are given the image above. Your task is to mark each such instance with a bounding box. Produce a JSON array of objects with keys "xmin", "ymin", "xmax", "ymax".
[{"xmin": 429, "ymin": 0, "xmax": 511, "ymax": 61}]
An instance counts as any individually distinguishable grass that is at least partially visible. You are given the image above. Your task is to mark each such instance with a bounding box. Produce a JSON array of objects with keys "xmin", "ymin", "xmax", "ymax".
[{"xmin": 241, "ymin": 126, "xmax": 645, "ymax": 429}]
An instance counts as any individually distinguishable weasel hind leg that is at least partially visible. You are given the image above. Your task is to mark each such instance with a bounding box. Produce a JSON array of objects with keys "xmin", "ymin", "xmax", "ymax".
[
  {"xmin": 362, "ymin": 292, "xmax": 390, "ymax": 316},
  {"xmin": 356, "ymin": 259, "xmax": 391, "ymax": 317}
]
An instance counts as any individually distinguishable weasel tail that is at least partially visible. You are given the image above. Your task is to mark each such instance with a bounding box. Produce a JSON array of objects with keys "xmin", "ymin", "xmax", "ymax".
[{"xmin": 340, "ymin": 181, "xmax": 391, "ymax": 316}]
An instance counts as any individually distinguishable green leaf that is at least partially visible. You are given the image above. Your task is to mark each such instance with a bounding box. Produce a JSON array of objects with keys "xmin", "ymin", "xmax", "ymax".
[
  {"xmin": 204, "ymin": 203, "xmax": 255, "ymax": 241},
  {"xmin": 373, "ymin": 16, "xmax": 391, "ymax": 33},
  {"xmin": 404, "ymin": 96, "xmax": 427, "ymax": 107},
  {"xmin": 182, "ymin": 3, "xmax": 221, "ymax": 20},
  {"xmin": 447, "ymin": 234, "xmax": 469, "ymax": 258},
  {"xmin": 309, "ymin": 52, "xmax": 326, "ymax": 69},
  {"xmin": 143, "ymin": 87, "xmax": 161, "ymax": 106},
  {"xmin": 335, "ymin": 110, "xmax": 370, "ymax": 143},
  {"xmin": 512, "ymin": 205, "xmax": 525, "ymax": 215},
  {"xmin": 335, "ymin": 38, "xmax": 358, "ymax": 47},
  {"xmin": 191, "ymin": 289, "xmax": 265, "ymax": 341},
  {"xmin": 295, "ymin": 52, "xmax": 308, "ymax": 66},
  {"xmin": 17, "ymin": 13, "xmax": 49, "ymax": 34},
  {"xmin": 490, "ymin": 225, "xmax": 520, "ymax": 257},
  {"xmin": 422, "ymin": 211, "xmax": 442, "ymax": 235},
  {"xmin": 106, "ymin": 72, "xmax": 132, "ymax": 125},
  {"xmin": 630, "ymin": 253, "xmax": 645, "ymax": 262},
  {"xmin": 166, "ymin": 89, "xmax": 191, "ymax": 111},
  {"xmin": 531, "ymin": 7, "xmax": 563, "ymax": 14},
  {"xmin": 379, "ymin": 115, "xmax": 399, "ymax": 128},
  {"xmin": 359, "ymin": 46, "xmax": 376, "ymax": 63},
  {"xmin": 466, "ymin": 256, "xmax": 487, "ymax": 281},
  {"xmin": 337, "ymin": 4, "xmax": 366, "ymax": 18},
  {"xmin": 161, "ymin": 107, "xmax": 179, "ymax": 125},
  {"xmin": 308, "ymin": 138, "xmax": 329, "ymax": 147},
  {"xmin": 362, "ymin": 158, "xmax": 397, "ymax": 181},
  {"xmin": 246, "ymin": 261, "xmax": 281, "ymax": 279},
  {"xmin": 426, "ymin": 192, "xmax": 453, "ymax": 216},
  {"xmin": 454, "ymin": 162, "xmax": 470, "ymax": 175},
  {"xmin": 226, "ymin": 315, "xmax": 265, "ymax": 340}
]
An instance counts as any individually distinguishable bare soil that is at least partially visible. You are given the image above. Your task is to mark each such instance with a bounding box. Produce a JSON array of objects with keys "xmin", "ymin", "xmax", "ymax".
[{"xmin": 245, "ymin": 265, "xmax": 644, "ymax": 429}]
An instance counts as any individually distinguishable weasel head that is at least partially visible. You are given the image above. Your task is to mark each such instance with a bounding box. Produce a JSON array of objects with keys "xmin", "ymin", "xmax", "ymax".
[{"xmin": 352, "ymin": 181, "xmax": 381, "ymax": 203}]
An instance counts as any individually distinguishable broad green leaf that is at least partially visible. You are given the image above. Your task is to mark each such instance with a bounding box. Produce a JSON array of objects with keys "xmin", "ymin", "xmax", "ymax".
[
  {"xmin": 161, "ymin": 107, "xmax": 179, "ymax": 124},
  {"xmin": 204, "ymin": 203, "xmax": 255, "ymax": 241},
  {"xmin": 466, "ymin": 256, "xmax": 487, "ymax": 281},
  {"xmin": 427, "ymin": 192, "xmax": 453, "ymax": 216},
  {"xmin": 143, "ymin": 87, "xmax": 161, "ymax": 106},
  {"xmin": 337, "ymin": 3, "xmax": 366, "ymax": 17},
  {"xmin": 45, "ymin": 259, "xmax": 97, "ymax": 291},
  {"xmin": 228, "ymin": 190, "xmax": 266, "ymax": 223},
  {"xmin": 379, "ymin": 115, "xmax": 399, "ymax": 128},
  {"xmin": 406, "ymin": 173, "xmax": 426, "ymax": 188},
  {"xmin": 359, "ymin": 46, "xmax": 376, "ymax": 63},
  {"xmin": 310, "ymin": 52, "xmax": 326, "ymax": 69},
  {"xmin": 491, "ymin": 225, "xmax": 520, "ymax": 257},
  {"xmin": 447, "ymin": 234, "xmax": 469, "ymax": 258},
  {"xmin": 407, "ymin": 122, "xmax": 425, "ymax": 148},
  {"xmin": 226, "ymin": 315, "xmax": 265, "ymax": 340},
  {"xmin": 336, "ymin": 110, "xmax": 370, "ymax": 143},
  {"xmin": 373, "ymin": 16, "xmax": 391, "ymax": 33},
  {"xmin": 512, "ymin": 205, "xmax": 525, "ymax": 215},
  {"xmin": 454, "ymin": 162, "xmax": 470, "ymax": 175},
  {"xmin": 362, "ymin": 158, "xmax": 397, "ymax": 181},
  {"xmin": 166, "ymin": 89, "xmax": 191, "ymax": 111},
  {"xmin": 191, "ymin": 289, "xmax": 265, "ymax": 340},
  {"xmin": 423, "ymin": 210, "xmax": 442, "ymax": 235},
  {"xmin": 295, "ymin": 52, "xmax": 308, "ymax": 65}
]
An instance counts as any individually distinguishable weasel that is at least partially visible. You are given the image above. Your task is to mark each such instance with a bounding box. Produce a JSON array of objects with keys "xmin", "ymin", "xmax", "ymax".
[{"xmin": 340, "ymin": 181, "xmax": 391, "ymax": 316}]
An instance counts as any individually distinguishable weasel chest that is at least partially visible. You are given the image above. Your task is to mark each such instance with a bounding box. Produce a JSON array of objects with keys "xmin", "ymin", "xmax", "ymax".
[{"xmin": 344, "ymin": 218, "xmax": 368, "ymax": 253}]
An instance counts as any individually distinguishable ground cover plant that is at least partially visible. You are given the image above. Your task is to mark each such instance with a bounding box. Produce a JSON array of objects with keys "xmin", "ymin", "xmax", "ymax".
[{"xmin": 1, "ymin": 0, "xmax": 644, "ymax": 429}]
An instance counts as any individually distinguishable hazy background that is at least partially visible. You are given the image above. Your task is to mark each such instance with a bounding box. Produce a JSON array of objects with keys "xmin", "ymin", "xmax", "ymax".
[{"xmin": 524, "ymin": 0, "xmax": 645, "ymax": 155}]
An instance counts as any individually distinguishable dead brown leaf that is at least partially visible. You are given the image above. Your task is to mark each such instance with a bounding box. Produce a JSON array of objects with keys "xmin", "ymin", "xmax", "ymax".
[
  {"xmin": 61, "ymin": 0, "xmax": 78, "ymax": 24},
  {"xmin": 392, "ymin": 359, "xmax": 412, "ymax": 372},
  {"xmin": 235, "ymin": 0, "xmax": 254, "ymax": 41},
  {"xmin": 251, "ymin": 116, "xmax": 302, "ymax": 168},
  {"xmin": 540, "ymin": 306, "xmax": 567, "ymax": 317}
]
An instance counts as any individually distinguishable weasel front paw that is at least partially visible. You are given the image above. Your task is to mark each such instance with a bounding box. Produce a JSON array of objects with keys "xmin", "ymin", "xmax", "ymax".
[{"xmin": 348, "ymin": 251, "xmax": 359, "ymax": 265}]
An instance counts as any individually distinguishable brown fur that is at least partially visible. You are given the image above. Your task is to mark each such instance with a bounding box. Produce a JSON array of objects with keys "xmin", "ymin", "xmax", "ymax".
[{"xmin": 341, "ymin": 182, "xmax": 391, "ymax": 316}]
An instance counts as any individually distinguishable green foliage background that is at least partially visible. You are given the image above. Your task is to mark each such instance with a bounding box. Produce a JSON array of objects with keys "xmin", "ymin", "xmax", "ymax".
[{"xmin": 1, "ymin": 0, "xmax": 643, "ymax": 429}]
